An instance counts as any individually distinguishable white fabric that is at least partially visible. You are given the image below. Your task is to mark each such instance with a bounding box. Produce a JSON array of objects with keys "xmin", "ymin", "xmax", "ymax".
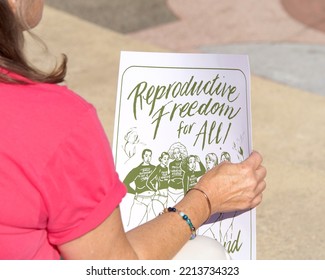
[{"xmin": 173, "ymin": 236, "xmax": 231, "ymax": 260}]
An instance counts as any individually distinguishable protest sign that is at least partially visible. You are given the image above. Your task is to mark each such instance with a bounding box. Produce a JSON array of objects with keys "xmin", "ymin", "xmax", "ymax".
[{"xmin": 113, "ymin": 51, "xmax": 253, "ymax": 259}]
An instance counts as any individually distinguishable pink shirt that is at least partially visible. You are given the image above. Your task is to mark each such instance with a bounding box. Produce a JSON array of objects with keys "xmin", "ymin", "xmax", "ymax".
[{"xmin": 0, "ymin": 76, "xmax": 126, "ymax": 259}]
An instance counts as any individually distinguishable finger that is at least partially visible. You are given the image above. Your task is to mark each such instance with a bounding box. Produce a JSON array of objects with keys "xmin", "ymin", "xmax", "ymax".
[
  {"xmin": 251, "ymin": 192, "xmax": 263, "ymax": 208},
  {"xmin": 256, "ymin": 165, "xmax": 267, "ymax": 182},
  {"xmin": 249, "ymin": 180, "xmax": 266, "ymax": 208},
  {"xmin": 256, "ymin": 179, "xmax": 266, "ymax": 195},
  {"xmin": 243, "ymin": 150, "xmax": 263, "ymax": 169}
]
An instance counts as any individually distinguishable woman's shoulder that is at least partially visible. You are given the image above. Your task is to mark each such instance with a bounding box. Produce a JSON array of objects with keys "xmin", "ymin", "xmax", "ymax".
[
  {"xmin": 1, "ymin": 80, "xmax": 93, "ymax": 117},
  {"xmin": 33, "ymin": 82, "xmax": 92, "ymax": 111},
  {"xmin": 0, "ymin": 81, "xmax": 98, "ymax": 146},
  {"xmin": 0, "ymin": 81, "xmax": 103, "ymax": 170}
]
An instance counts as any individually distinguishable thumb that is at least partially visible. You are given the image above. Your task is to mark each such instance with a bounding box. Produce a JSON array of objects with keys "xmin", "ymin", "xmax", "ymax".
[{"xmin": 242, "ymin": 151, "xmax": 263, "ymax": 169}]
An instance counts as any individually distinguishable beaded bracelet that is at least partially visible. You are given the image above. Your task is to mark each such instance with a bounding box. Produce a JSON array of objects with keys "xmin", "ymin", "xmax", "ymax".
[
  {"xmin": 186, "ymin": 188, "xmax": 212, "ymax": 223},
  {"xmin": 160, "ymin": 207, "xmax": 197, "ymax": 240}
]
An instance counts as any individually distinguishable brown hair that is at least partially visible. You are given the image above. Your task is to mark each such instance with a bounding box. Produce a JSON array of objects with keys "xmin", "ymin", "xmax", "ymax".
[{"xmin": 0, "ymin": 0, "xmax": 67, "ymax": 84}]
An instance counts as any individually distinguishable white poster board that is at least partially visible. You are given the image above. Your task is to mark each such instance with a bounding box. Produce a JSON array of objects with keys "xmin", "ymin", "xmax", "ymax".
[{"xmin": 113, "ymin": 51, "xmax": 254, "ymax": 260}]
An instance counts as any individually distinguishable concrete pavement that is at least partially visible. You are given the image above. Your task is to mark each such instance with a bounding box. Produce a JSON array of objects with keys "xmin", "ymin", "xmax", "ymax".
[{"xmin": 27, "ymin": 0, "xmax": 325, "ymax": 259}]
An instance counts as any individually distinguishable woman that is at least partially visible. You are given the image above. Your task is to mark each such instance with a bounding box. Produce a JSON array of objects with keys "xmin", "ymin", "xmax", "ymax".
[
  {"xmin": 181, "ymin": 155, "xmax": 206, "ymax": 194},
  {"xmin": 205, "ymin": 153, "xmax": 219, "ymax": 171},
  {"xmin": 147, "ymin": 152, "xmax": 170, "ymax": 210},
  {"xmin": 168, "ymin": 142, "xmax": 188, "ymax": 204},
  {"xmin": 0, "ymin": 0, "xmax": 266, "ymax": 259}
]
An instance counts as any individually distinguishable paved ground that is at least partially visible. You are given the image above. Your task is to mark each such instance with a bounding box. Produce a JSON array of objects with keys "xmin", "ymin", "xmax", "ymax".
[
  {"xmin": 46, "ymin": 0, "xmax": 178, "ymax": 33},
  {"xmin": 28, "ymin": 0, "xmax": 325, "ymax": 259}
]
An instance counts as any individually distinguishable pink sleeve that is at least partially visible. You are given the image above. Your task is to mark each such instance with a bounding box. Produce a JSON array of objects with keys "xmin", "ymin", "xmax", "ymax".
[{"xmin": 39, "ymin": 106, "xmax": 126, "ymax": 245}]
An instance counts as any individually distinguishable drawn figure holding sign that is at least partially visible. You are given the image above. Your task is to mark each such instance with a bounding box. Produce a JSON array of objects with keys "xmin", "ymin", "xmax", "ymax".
[
  {"xmin": 123, "ymin": 149, "xmax": 156, "ymax": 227},
  {"xmin": 197, "ymin": 153, "xmax": 222, "ymax": 238},
  {"xmin": 182, "ymin": 155, "xmax": 206, "ymax": 194},
  {"xmin": 220, "ymin": 151, "xmax": 232, "ymax": 162},
  {"xmin": 147, "ymin": 152, "xmax": 170, "ymax": 213},
  {"xmin": 205, "ymin": 153, "xmax": 219, "ymax": 171},
  {"xmin": 168, "ymin": 142, "xmax": 188, "ymax": 204},
  {"xmin": 201, "ymin": 150, "xmax": 238, "ymax": 250}
]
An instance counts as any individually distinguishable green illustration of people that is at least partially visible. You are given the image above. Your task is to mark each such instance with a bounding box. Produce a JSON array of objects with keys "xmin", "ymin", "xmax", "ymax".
[
  {"xmin": 218, "ymin": 151, "xmax": 238, "ymax": 248},
  {"xmin": 167, "ymin": 142, "xmax": 188, "ymax": 204},
  {"xmin": 123, "ymin": 148, "xmax": 156, "ymax": 227},
  {"xmin": 181, "ymin": 155, "xmax": 206, "ymax": 194},
  {"xmin": 220, "ymin": 151, "xmax": 231, "ymax": 162},
  {"xmin": 147, "ymin": 152, "xmax": 170, "ymax": 212},
  {"xmin": 200, "ymin": 151, "xmax": 239, "ymax": 253},
  {"xmin": 198, "ymin": 152, "xmax": 223, "ymax": 239},
  {"xmin": 205, "ymin": 152, "xmax": 219, "ymax": 171}
]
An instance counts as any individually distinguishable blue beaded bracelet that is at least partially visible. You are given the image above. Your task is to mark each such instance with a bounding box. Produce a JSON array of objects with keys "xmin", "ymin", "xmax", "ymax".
[{"xmin": 160, "ymin": 207, "xmax": 197, "ymax": 240}]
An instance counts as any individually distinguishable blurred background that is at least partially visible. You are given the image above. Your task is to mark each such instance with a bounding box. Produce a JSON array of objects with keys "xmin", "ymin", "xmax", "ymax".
[{"xmin": 29, "ymin": 0, "xmax": 325, "ymax": 259}]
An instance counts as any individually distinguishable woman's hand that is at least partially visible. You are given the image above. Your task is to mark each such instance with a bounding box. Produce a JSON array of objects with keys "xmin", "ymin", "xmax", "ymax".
[{"xmin": 196, "ymin": 151, "xmax": 267, "ymax": 214}]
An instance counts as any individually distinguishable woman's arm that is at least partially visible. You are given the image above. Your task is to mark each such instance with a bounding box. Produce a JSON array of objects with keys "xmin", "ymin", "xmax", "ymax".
[
  {"xmin": 58, "ymin": 190, "xmax": 207, "ymax": 260},
  {"xmin": 58, "ymin": 151, "xmax": 266, "ymax": 259}
]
